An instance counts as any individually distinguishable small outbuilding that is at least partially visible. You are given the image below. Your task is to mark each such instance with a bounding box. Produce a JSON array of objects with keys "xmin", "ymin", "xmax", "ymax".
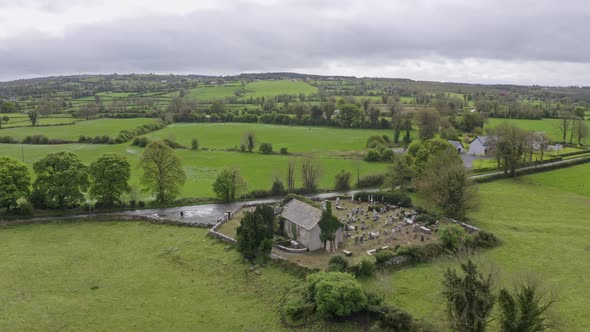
[
  {"xmin": 448, "ymin": 140, "xmax": 465, "ymax": 153},
  {"xmin": 279, "ymin": 198, "xmax": 343, "ymax": 251}
]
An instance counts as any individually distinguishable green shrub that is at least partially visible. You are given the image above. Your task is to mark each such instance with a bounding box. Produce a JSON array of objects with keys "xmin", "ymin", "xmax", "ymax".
[
  {"xmin": 414, "ymin": 212, "xmax": 438, "ymax": 226},
  {"xmin": 240, "ymin": 144, "xmax": 247, "ymax": 152},
  {"xmin": 364, "ymin": 149, "xmax": 382, "ymax": 162},
  {"xmin": 439, "ymin": 224, "xmax": 467, "ymax": 250},
  {"xmin": 367, "ymin": 304, "xmax": 416, "ymax": 331},
  {"xmin": 16, "ymin": 199, "xmax": 33, "ymax": 216},
  {"xmin": 191, "ymin": 138, "xmax": 199, "ymax": 150},
  {"xmin": 404, "ymin": 242, "xmax": 446, "ymax": 262},
  {"xmin": 381, "ymin": 148, "xmax": 395, "ymax": 162},
  {"xmin": 352, "ymin": 256, "xmax": 376, "ymax": 278},
  {"xmin": 271, "ymin": 177, "xmax": 285, "ymax": 196},
  {"xmin": 326, "ymin": 255, "xmax": 350, "ymax": 272},
  {"xmin": 334, "ymin": 170, "xmax": 352, "ymax": 191},
  {"xmin": 468, "ymin": 230, "xmax": 499, "ymax": 249},
  {"xmin": 132, "ymin": 137, "xmax": 150, "ymax": 147},
  {"xmin": 280, "ymin": 147, "xmax": 288, "ymax": 154},
  {"xmin": 357, "ymin": 174, "xmax": 385, "ymax": 188},
  {"xmin": 259, "ymin": 142, "xmax": 273, "ymax": 154},
  {"xmin": 366, "ymin": 135, "xmax": 387, "ymax": 149},
  {"xmin": 163, "ymin": 138, "xmax": 186, "ymax": 149},
  {"xmin": 374, "ymin": 250, "xmax": 396, "ymax": 267},
  {"xmin": 283, "ymin": 285, "xmax": 315, "ymax": 326},
  {"xmin": 306, "ymin": 271, "xmax": 367, "ymax": 318}
]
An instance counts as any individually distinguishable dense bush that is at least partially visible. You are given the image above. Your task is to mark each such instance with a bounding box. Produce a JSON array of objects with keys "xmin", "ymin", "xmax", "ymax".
[
  {"xmin": 356, "ymin": 174, "xmax": 385, "ymax": 188},
  {"xmin": 306, "ymin": 271, "xmax": 368, "ymax": 318},
  {"xmin": 131, "ymin": 137, "xmax": 150, "ymax": 147},
  {"xmin": 414, "ymin": 212, "xmax": 438, "ymax": 226},
  {"xmin": 283, "ymin": 285, "xmax": 315, "ymax": 326},
  {"xmin": 381, "ymin": 148, "xmax": 395, "ymax": 162},
  {"xmin": 467, "ymin": 230, "xmax": 499, "ymax": 248},
  {"xmin": 280, "ymin": 147, "xmax": 288, "ymax": 154},
  {"xmin": 364, "ymin": 148, "xmax": 381, "ymax": 162},
  {"xmin": 163, "ymin": 138, "xmax": 186, "ymax": 149},
  {"xmin": 334, "ymin": 169, "xmax": 352, "ymax": 191},
  {"xmin": 373, "ymin": 249, "xmax": 397, "ymax": 267},
  {"xmin": 259, "ymin": 142, "xmax": 273, "ymax": 154},
  {"xmin": 351, "ymin": 256, "xmax": 376, "ymax": 278},
  {"xmin": 0, "ymin": 136, "xmax": 18, "ymax": 143},
  {"xmin": 271, "ymin": 177, "xmax": 286, "ymax": 196},
  {"xmin": 326, "ymin": 255, "xmax": 350, "ymax": 272},
  {"xmin": 439, "ymin": 224, "xmax": 467, "ymax": 250},
  {"xmin": 191, "ymin": 138, "xmax": 199, "ymax": 150},
  {"xmin": 23, "ymin": 134, "xmax": 49, "ymax": 144},
  {"xmin": 399, "ymin": 242, "xmax": 446, "ymax": 262},
  {"xmin": 367, "ymin": 303, "xmax": 419, "ymax": 331}
]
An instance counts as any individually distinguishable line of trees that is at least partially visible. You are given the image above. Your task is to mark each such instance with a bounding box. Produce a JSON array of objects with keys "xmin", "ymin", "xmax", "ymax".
[{"xmin": 0, "ymin": 140, "xmax": 187, "ymax": 214}]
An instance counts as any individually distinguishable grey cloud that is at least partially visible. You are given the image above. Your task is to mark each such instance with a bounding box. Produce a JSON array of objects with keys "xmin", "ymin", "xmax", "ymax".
[{"xmin": 1, "ymin": 0, "xmax": 589, "ymax": 82}]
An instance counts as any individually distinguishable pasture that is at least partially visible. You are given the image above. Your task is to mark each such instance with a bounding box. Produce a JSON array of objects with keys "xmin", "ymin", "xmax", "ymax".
[
  {"xmin": 0, "ymin": 118, "xmax": 157, "ymax": 141},
  {"xmin": 485, "ymin": 118, "xmax": 590, "ymax": 144},
  {"xmin": 0, "ymin": 143, "xmax": 387, "ymax": 199},
  {"xmin": 144, "ymin": 123, "xmax": 395, "ymax": 153},
  {"xmin": 362, "ymin": 166, "xmax": 590, "ymax": 330},
  {"xmin": 0, "ymin": 222, "xmax": 298, "ymax": 331}
]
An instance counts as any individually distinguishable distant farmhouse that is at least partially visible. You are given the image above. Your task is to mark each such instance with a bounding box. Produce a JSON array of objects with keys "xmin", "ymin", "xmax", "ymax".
[
  {"xmin": 279, "ymin": 198, "xmax": 343, "ymax": 251},
  {"xmin": 469, "ymin": 136, "xmax": 497, "ymax": 155},
  {"xmin": 448, "ymin": 140, "xmax": 465, "ymax": 153}
]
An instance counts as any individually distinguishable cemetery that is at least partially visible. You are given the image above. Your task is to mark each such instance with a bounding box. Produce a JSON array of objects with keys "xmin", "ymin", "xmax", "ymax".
[{"xmin": 215, "ymin": 193, "xmax": 471, "ymax": 269}]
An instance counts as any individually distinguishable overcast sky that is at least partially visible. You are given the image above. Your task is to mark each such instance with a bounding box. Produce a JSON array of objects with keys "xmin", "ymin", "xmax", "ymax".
[{"xmin": 1, "ymin": 0, "xmax": 589, "ymax": 85}]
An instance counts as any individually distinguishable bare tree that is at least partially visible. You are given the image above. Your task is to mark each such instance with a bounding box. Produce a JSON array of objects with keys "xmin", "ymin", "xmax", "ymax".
[
  {"xmin": 555, "ymin": 111, "xmax": 573, "ymax": 143},
  {"xmin": 301, "ymin": 158, "xmax": 321, "ymax": 193},
  {"xmin": 573, "ymin": 119, "xmax": 589, "ymax": 145},
  {"xmin": 287, "ymin": 159, "xmax": 296, "ymax": 192}
]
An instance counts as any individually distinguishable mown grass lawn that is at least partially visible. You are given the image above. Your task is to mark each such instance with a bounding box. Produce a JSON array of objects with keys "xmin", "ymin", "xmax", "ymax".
[
  {"xmin": 0, "ymin": 118, "xmax": 157, "ymax": 141},
  {"xmin": 0, "ymin": 143, "xmax": 387, "ymax": 199},
  {"xmin": 363, "ymin": 167, "xmax": 590, "ymax": 331},
  {"xmin": 144, "ymin": 122, "xmax": 397, "ymax": 153}
]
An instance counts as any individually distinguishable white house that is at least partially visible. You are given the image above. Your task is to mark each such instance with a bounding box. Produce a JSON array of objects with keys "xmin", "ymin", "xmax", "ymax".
[
  {"xmin": 469, "ymin": 136, "xmax": 497, "ymax": 155},
  {"xmin": 280, "ymin": 199, "xmax": 343, "ymax": 251},
  {"xmin": 448, "ymin": 140, "xmax": 465, "ymax": 153}
]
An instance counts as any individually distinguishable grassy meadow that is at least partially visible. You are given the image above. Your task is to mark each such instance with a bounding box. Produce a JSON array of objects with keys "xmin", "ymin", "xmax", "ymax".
[
  {"xmin": 363, "ymin": 164, "xmax": 590, "ymax": 331},
  {"xmin": 0, "ymin": 222, "xmax": 299, "ymax": 331},
  {"xmin": 0, "ymin": 118, "xmax": 157, "ymax": 141},
  {"xmin": 485, "ymin": 118, "xmax": 590, "ymax": 144},
  {"xmin": 144, "ymin": 122, "xmax": 394, "ymax": 153}
]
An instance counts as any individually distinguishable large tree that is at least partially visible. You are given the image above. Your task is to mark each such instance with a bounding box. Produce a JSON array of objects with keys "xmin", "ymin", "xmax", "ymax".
[
  {"xmin": 236, "ymin": 205, "xmax": 276, "ymax": 262},
  {"xmin": 0, "ymin": 156, "xmax": 31, "ymax": 212},
  {"xmin": 416, "ymin": 109, "xmax": 440, "ymax": 140},
  {"xmin": 32, "ymin": 151, "xmax": 89, "ymax": 208},
  {"xmin": 89, "ymin": 153, "xmax": 131, "ymax": 207},
  {"xmin": 28, "ymin": 110, "xmax": 38, "ymax": 126},
  {"xmin": 443, "ymin": 260, "xmax": 495, "ymax": 332},
  {"xmin": 337, "ymin": 103, "xmax": 363, "ymax": 128},
  {"xmin": 492, "ymin": 124, "xmax": 530, "ymax": 177},
  {"xmin": 139, "ymin": 141, "xmax": 186, "ymax": 202},
  {"xmin": 212, "ymin": 168, "xmax": 246, "ymax": 202},
  {"xmin": 417, "ymin": 146, "xmax": 478, "ymax": 219},
  {"xmin": 573, "ymin": 119, "xmax": 589, "ymax": 145},
  {"xmin": 384, "ymin": 155, "xmax": 414, "ymax": 192}
]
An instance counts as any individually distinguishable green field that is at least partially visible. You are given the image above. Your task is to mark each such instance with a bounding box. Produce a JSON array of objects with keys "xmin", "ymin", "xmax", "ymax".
[
  {"xmin": 486, "ymin": 118, "xmax": 590, "ymax": 144},
  {"xmin": 0, "ymin": 113, "xmax": 79, "ymax": 128},
  {"xmin": 363, "ymin": 165, "xmax": 590, "ymax": 330},
  {"xmin": 0, "ymin": 143, "xmax": 387, "ymax": 199},
  {"xmin": 144, "ymin": 123, "xmax": 394, "ymax": 153},
  {"xmin": 0, "ymin": 222, "xmax": 299, "ymax": 331},
  {"xmin": 242, "ymin": 80, "xmax": 318, "ymax": 98},
  {"xmin": 0, "ymin": 118, "xmax": 157, "ymax": 141}
]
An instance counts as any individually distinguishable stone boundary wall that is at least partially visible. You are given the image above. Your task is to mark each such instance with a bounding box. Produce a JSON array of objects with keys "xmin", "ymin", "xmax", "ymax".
[{"xmin": 449, "ymin": 219, "xmax": 480, "ymax": 233}]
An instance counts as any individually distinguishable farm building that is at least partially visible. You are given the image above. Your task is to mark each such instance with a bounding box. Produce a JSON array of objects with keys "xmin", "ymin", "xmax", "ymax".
[
  {"xmin": 469, "ymin": 136, "xmax": 497, "ymax": 155},
  {"xmin": 279, "ymin": 198, "xmax": 343, "ymax": 251},
  {"xmin": 448, "ymin": 140, "xmax": 464, "ymax": 153}
]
